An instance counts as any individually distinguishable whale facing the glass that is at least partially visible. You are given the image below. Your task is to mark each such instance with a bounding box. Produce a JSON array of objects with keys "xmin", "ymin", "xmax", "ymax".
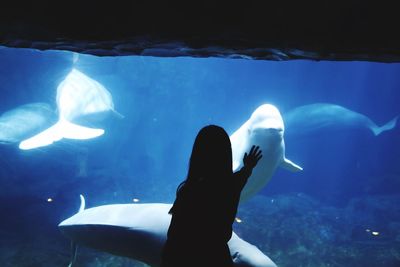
[{"xmin": 230, "ymin": 104, "xmax": 303, "ymax": 202}]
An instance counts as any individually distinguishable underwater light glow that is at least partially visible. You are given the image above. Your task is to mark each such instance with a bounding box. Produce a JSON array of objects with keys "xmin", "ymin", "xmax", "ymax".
[
  {"xmin": 235, "ymin": 217, "xmax": 242, "ymax": 223},
  {"xmin": 366, "ymin": 229, "xmax": 380, "ymax": 236},
  {"xmin": 47, "ymin": 198, "xmax": 53, "ymax": 202},
  {"xmin": 132, "ymin": 198, "xmax": 140, "ymax": 203}
]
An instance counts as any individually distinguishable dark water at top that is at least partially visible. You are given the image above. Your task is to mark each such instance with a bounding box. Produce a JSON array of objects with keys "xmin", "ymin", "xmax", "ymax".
[{"xmin": 0, "ymin": 46, "xmax": 399, "ymax": 266}]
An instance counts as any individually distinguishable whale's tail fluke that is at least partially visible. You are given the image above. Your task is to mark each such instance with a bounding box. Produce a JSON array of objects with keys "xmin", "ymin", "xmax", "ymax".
[
  {"xmin": 19, "ymin": 119, "xmax": 104, "ymax": 150},
  {"xmin": 371, "ymin": 115, "xmax": 399, "ymax": 136}
]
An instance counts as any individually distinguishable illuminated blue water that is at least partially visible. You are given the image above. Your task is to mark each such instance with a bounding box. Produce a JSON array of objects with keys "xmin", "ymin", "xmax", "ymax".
[{"xmin": 0, "ymin": 46, "xmax": 399, "ymax": 266}]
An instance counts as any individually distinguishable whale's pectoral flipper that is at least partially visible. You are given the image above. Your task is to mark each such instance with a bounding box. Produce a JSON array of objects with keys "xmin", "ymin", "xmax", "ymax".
[
  {"xmin": 68, "ymin": 195, "xmax": 86, "ymax": 267},
  {"xmin": 111, "ymin": 109, "xmax": 125, "ymax": 119},
  {"xmin": 371, "ymin": 115, "xmax": 399, "ymax": 136},
  {"xmin": 281, "ymin": 158, "xmax": 303, "ymax": 172}
]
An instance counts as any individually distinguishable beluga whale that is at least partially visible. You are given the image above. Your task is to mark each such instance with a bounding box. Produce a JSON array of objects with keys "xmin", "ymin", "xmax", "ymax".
[
  {"xmin": 0, "ymin": 102, "xmax": 57, "ymax": 144},
  {"xmin": 230, "ymin": 104, "xmax": 302, "ymax": 202},
  {"xmin": 283, "ymin": 103, "xmax": 398, "ymax": 137},
  {"xmin": 19, "ymin": 69, "xmax": 120, "ymax": 150},
  {"xmin": 59, "ymin": 196, "xmax": 277, "ymax": 267}
]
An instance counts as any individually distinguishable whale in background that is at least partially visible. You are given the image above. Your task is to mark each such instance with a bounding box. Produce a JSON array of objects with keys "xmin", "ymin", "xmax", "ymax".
[
  {"xmin": 59, "ymin": 197, "xmax": 277, "ymax": 267},
  {"xmin": 230, "ymin": 104, "xmax": 303, "ymax": 202},
  {"xmin": 19, "ymin": 69, "xmax": 119, "ymax": 150},
  {"xmin": 283, "ymin": 103, "xmax": 398, "ymax": 137},
  {"xmin": 0, "ymin": 102, "xmax": 57, "ymax": 144}
]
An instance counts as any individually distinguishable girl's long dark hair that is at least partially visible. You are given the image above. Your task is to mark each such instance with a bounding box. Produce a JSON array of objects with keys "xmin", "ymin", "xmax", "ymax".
[{"xmin": 169, "ymin": 125, "xmax": 233, "ymax": 214}]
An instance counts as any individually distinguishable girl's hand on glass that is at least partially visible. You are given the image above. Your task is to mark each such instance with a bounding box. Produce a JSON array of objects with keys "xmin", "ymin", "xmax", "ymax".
[{"xmin": 243, "ymin": 145, "xmax": 262, "ymax": 169}]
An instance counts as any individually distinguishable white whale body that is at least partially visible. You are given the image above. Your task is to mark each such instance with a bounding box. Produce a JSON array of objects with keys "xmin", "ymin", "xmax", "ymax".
[
  {"xmin": 283, "ymin": 103, "xmax": 398, "ymax": 136},
  {"xmin": 59, "ymin": 198, "xmax": 277, "ymax": 267},
  {"xmin": 0, "ymin": 102, "xmax": 56, "ymax": 144},
  {"xmin": 19, "ymin": 69, "xmax": 118, "ymax": 150},
  {"xmin": 230, "ymin": 104, "xmax": 302, "ymax": 202}
]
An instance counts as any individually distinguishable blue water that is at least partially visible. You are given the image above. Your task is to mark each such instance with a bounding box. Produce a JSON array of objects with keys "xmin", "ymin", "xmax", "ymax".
[{"xmin": 0, "ymin": 46, "xmax": 399, "ymax": 266}]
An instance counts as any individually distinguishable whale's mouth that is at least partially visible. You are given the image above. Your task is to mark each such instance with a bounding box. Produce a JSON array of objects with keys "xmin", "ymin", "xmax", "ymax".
[
  {"xmin": 250, "ymin": 128, "xmax": 284, "ymax": 144},
  {"xmin": 254, "ymin": 127, "xmax": 283, "ymax": 135},
  {"xmin": 271, "ymin": 127, "xmax": 283, "ymax": 133}
]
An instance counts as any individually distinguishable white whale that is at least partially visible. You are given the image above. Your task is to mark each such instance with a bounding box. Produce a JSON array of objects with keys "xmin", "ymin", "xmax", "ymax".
[
  {"xmin": 230, "ymin": 104, "xmax": 302, "ymax": 202},
  {"xmin": 19, "ymin": 69, "xmax": 119, "ymax": 150},
  {"xmin": 59, "ymin": 197, "xmax": 277, "ymax": 267},
  {"xmin": 283, "ymin": 103, "xmax": 398, "ymax": 136},
  {"xmin": 0, "ymin": 102, "xmax": 56, "ymax": 144}
]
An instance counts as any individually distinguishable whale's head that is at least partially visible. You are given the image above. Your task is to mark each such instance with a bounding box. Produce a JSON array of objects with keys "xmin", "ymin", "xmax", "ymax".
[
  {"xmin": 247, "ymin": 104, "xmax": 284, "ymax": 143},
  {"xmin": 56, "ymin": 69, "xmax": 114, "ymax": 123}
]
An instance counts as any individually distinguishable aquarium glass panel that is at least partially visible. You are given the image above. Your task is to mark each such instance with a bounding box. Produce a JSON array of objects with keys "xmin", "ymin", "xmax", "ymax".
[{"xmin": 1, "ymin": 46, "xmax": 399, "ymax": 267}]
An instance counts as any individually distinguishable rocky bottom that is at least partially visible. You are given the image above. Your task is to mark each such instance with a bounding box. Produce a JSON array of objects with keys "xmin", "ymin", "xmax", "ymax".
[{"xmin": 1, "ymin": 193, "xmax": 399, "ymax": 267}]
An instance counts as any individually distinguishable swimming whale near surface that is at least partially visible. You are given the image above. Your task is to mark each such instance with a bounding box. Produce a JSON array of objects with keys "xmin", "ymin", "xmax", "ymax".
[
  {"xmin": 283, "ymin": 103, "xmax": 398, "ymax": 137},
  {"xmin": 230, "ymin": 104, "xmax": 303, "ymax": 202},
  {"xmin": 0, "ymin": 102, "xmax": 57, "ymax": 144},
  {"xmin": 19, "ymin": 69, "xmax": 120, "ymax": 150},
  {"xmin": 59, "ymin": 196, "xmax": 277, "ymax": 267}
]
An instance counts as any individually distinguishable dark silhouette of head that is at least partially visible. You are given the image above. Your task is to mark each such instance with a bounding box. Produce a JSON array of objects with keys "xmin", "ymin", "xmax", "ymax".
[
  {"xmin": 187, "ymin": 125, "xmax": 232, "ymax": 181},
  {"xmin": 169, "ymin": 125, "xmax": 233, "ymax": 214}
]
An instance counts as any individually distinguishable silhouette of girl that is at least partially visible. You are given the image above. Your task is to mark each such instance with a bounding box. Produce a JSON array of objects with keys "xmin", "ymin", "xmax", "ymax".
[{"xmin": 161, "ymin": 125, "xmax": 262, "ymax": 267}]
